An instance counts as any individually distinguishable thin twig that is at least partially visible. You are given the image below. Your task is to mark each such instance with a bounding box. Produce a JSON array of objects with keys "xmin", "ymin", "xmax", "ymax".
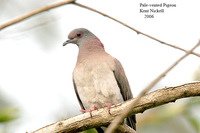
[
  {"xmin": 0, "ymin": 0, "xmax": 74, "ymax": 30},
  {"xmin": 74, "ymin": 2, "xmax": 200, "ymax": 57},
  {"xmin": 105, "ymin": 40, "xmax": 200, "ymax": 133},
  {"xmin": 0, "ymin": 1, "xmax": 199, "ymax": 57}
]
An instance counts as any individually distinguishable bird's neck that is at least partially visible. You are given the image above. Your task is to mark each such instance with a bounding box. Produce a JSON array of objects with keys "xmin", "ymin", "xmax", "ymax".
[{"xmin": 77, "ymin": 37, "xmax": 105, "ymax": 62}]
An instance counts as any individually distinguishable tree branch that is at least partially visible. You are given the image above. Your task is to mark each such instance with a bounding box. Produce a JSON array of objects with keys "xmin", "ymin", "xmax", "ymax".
[
  {"xmin": 31, "ymin": 82, "xmax": 200, "ymax": 133},
  {"xmin": 105, "ymin": 40, "xmax": 200, "ymax": 133},
  {"xmin": 0, "ymin": 1, "xmax": 199, "ymax": 57},
  {"xmin": 0, "ymin": 0, "xmax": 75, "ymax": 30},
  {"xmin": 74, "ymin": 2, "xmax": 200, "ymax": 57}
]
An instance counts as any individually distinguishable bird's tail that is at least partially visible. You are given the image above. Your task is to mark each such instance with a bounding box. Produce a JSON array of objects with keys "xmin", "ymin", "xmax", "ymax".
[{"xmin": 127, "ymin": 114, "xmax": 136, "ymax": 130}]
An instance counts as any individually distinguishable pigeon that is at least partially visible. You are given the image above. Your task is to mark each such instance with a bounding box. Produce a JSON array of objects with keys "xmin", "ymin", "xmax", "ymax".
[{"xmin": 63, "ymin": 28, "xmax": 136, "ymax": 132}]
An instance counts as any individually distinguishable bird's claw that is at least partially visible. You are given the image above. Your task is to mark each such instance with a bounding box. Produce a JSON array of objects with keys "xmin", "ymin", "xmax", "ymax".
[
  {"xmin": 80, "ymin": 105, "xmax": 98, "ymax": 117},
  {"xmin": 104, "ymin": 104, "xmax": 113, "ymax": 115}
]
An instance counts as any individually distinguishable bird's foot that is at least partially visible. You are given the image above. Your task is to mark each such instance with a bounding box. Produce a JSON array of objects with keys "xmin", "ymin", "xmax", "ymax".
[
  {"xmin": 93, "ymin": 105, "xmax": 98, "ymax": 110},
  {"xmin": 80, "ymin": 105, "xmax": 98, "ymax": 117},
  {"xmin": 104, "ymin": 104, "xmax": 113, "ymax": 115},
  {"xmin": 80, "ymin": 109, "xmax": 93, "ymax": 117}
]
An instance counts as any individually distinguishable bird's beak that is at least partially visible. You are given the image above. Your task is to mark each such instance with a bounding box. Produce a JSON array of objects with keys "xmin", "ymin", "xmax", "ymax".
[
  {"xmin": 63, "ymin": 39, "xmax": 72, "ymax": 46},
  {"xmin": 63, "ymin": 38, "xmax": 74, "ymax": 46}
]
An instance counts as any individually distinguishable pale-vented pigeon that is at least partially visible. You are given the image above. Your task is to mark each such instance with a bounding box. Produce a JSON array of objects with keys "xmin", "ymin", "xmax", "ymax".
[{"xmin": 63, "ymin": 28, "xmax": 136, "ymax": 132}]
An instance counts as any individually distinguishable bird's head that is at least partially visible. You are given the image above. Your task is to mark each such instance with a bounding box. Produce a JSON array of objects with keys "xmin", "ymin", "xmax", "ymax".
[{"xmin": 63, "ymin": 28, "xmax": 95, "ymax": 47}]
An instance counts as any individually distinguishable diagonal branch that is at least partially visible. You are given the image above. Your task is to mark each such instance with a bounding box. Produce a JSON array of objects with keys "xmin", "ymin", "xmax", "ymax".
[
  {"xmin": 74, "ymin": 2, "xmax": 200, "ymax": 57},
  {"xmin": 31, "ymin": 82, "xmax": 200, "ymax": 133},
  {"xmin": 0, "ymin": 1, "xmax": 199, "ymax": 57},
  {"xmin": 105, "ymin": 40, "xmax": 200, "ymax": 133},
  {"xmin": 0, "ymin": 0, "xmax": 75, "ymax": 30}
]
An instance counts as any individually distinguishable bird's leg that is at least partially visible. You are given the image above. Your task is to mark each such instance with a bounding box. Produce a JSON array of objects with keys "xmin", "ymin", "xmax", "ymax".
[{"xmin": 104, "ymin": 104, "xmax": 112, "ymax": 115}]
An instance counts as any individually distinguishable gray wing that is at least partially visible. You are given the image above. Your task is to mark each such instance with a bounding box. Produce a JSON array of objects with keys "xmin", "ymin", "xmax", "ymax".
[
  {"xmin": 73, "ymin": 77, "xmax": 85, "ymax": 110},
  {"xmin": 113, "ymin": 58, "xmax": 136, "ymax": 130}
]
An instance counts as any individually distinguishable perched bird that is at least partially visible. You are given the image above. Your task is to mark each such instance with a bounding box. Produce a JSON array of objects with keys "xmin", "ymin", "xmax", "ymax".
[{"xmin": 63, "ymin": 28, "xmax": 136, "ymax": 132}]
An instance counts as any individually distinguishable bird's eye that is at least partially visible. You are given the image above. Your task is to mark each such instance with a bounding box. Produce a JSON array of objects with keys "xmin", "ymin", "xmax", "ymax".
[{"xmin": 76, "ymin": 33, "xmax": 81, "ymax": 37}]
